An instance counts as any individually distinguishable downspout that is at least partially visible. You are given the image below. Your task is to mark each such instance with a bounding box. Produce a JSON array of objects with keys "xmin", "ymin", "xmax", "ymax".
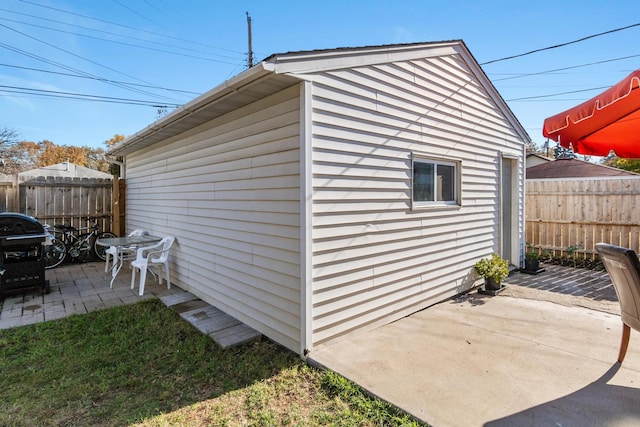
[
  {"xmin": 300, "ymin": 80, "xmax": 313, "ymax": 358},
  {"xmin": 105, "ymin": 155, "xmax": 125, "ymax": 236},
  {"xmin": 105, "ymin": 155, "xmax": 125, "ymax": 179}
]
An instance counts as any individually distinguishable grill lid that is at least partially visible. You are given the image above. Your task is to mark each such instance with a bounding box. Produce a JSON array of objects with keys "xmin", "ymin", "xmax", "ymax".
[{"xmin": 0, "ymin": 213, "xmax": 45, "ymax": 237}]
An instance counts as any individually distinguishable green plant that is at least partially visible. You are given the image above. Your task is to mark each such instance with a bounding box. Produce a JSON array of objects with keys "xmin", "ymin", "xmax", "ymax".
[
  {"xmin": 566, "ymin": 244, "xmax": 582, "ymax": 256},
  {"xmin": 474, "ymin": 253, "xmax": 509, "ymax": 283},
  {"xmin": 566, "ymin": 244, "xmax": 583, "ymax": 268},
  {"xmin": 525, "ymin": 243, "xmax": 539, "ymax": 261}
]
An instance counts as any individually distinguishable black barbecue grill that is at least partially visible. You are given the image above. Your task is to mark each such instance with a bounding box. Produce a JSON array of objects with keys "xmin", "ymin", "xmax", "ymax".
[{"xmin": 0, "ymin": 213, "xmax": 50, "ymax": 296}]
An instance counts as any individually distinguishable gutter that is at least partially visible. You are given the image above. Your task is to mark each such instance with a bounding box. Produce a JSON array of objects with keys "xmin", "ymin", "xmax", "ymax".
[
  {"xmin": 105, "ymin": 155, "xmax": 125, "ymax": 179},
  {"xmin": 108, "ymin": 62, "xmax": 277, "ymax": 157}
]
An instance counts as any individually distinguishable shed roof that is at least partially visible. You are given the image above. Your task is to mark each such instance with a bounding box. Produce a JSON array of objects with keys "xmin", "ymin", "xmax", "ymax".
[
  {"xmin": 526, "ymin": 153, "xmax": 553, "ymax": 168},
  {"xmin": 19, "ymin": 162, "xmax": 113, "ymax": 179},
  {"xmin": 109, "ymin": 40, "xmax": 530, "ymax": 157},
  {"xmin": 526, "ymin": 158, "xmax": 638, "ymax": 179}
]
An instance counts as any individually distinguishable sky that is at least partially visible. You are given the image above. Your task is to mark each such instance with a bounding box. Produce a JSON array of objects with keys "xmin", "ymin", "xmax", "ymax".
[{"xmin": 1, "ymin": 0, "xmax": 639, "ymax": 152}]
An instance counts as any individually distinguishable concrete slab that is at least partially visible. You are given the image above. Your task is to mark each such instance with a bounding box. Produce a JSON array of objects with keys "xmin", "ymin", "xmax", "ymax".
[
  {"xmin": 190, "ymin": 307, "xmax": 242, "ymax": 333},
  {"xmin": 170, "ymin": 299, "xmax": 209, "ymax": 314},
  {"xmin": 167, "ymin": 297, "xmax": 261, "ymax": 347},
  {"xmin": 160, "ymin": 291, "xmax": 198, "ymax": 307},
  {"xmin": 310, "ymin": 291, "xmax": 640, "ymax": 426},
  {"xmin": 211, "ymin": 323, "xmax": 262, "ymax": 349}
]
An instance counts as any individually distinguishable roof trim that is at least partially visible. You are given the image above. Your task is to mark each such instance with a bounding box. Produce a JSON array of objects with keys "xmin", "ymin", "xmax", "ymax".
[
  {"xmin": 264, "ymin": 40, "xmax": 465, "ymax": 74},
  {"xmin": 109, "ymin": 62, "xmax": 294, "ymax": 156},
  {"xmin": 110, "ymin": 40, "xmax": 531, "ymax": 156}
]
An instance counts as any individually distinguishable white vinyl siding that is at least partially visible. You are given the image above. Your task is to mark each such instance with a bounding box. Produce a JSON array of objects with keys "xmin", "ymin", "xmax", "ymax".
[
  {"xmin": 307, "ymin": 55, "xmax": 524, "ymax": 346},
  {"xmin": 125, "ymin": 85, "xmax": 303, "ymax": 351},
  {"xmin": 116, "ymin": 42, "xmax": 527, "ymax": 354}
]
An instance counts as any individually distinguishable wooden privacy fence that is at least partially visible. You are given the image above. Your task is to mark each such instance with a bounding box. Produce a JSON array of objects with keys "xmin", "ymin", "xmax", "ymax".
[
  {"xmin": 526, "ymin": 177, "xmax": 640, "ymax": 259},
  {"xmin": 0, "ymin": 174, "xmax": 114, "ymax": 233}
]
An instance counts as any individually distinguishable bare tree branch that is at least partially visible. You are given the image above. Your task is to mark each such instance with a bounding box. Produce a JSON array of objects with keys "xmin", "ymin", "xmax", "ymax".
[{"xmin": 0, "ymin": 127, "xmax": 19, "ymax": 146}]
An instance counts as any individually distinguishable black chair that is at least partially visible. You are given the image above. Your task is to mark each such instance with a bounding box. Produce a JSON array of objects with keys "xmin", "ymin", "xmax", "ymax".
[{"xmin": 595, "ymin": 243, "xmax": 640, "ymax": 363}]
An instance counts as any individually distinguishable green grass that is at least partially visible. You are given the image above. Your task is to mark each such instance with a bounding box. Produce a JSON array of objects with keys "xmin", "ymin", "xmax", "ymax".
[{"xmin": 0, "ymin": 299, "xmax": 423, "ymax": 426}]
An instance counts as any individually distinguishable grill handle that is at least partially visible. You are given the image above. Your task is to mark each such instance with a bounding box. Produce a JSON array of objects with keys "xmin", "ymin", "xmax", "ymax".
[{"xmin": 4, "ymin": 233, "xmax": 50, "ymax": 241}]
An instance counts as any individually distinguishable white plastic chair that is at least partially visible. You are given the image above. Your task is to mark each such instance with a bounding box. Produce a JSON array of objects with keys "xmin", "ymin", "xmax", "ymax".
[
  {"xmin": 130, "ymin": 236, "xmax": 175, "ymax": 296},
  {"xmin": 104, "ymin": 229, "xmax": 147, "ymax": 274}
]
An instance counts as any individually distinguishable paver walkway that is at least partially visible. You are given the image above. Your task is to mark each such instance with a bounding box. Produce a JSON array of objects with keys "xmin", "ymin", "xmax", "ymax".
[{"xmin": 0, "ymin": 261, "xmax": 260, "ymax": 348}]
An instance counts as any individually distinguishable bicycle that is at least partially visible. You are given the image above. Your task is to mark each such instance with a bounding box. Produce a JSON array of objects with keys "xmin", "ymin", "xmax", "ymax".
[{"xmin": 43, "ymin": 217, "xmax": 117, "ymax": 269}]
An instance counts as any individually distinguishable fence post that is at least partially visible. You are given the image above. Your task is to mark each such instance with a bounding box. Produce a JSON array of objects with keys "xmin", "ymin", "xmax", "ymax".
[{"xmin": 112, "ymin": 176, "xmax": 121, "ymax": 236}]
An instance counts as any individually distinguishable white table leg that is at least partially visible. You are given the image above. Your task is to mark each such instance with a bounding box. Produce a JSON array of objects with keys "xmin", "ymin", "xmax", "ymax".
[{"xmin": 109, "ymin": 249, "xmax": 123, "ymax": 288}]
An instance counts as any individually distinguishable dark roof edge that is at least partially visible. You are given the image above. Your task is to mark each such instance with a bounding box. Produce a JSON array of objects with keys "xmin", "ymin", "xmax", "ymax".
[{"xmin": 261, "ymin": 39, "xmax": 465, "ymax": 62}]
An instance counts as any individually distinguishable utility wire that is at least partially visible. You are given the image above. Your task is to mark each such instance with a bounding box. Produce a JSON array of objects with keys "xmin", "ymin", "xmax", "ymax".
[
  {"xmin": 0, "ymin": 63, "xmax": 200, "ymax": 95},
  {"xmin": 492, "ymin": 53, "xmax": 640, "ymax": 82},
  {"xmin": 143, "ymin": 0, "xmax": 170, "ymax": 18},
  {"xmin": 482, "ymin": 22, "xmax": 640, "ymax": 65},
  {"xmin": 0, "ymin": 17, "xmax": 241, "ymax": 65},
  {"xmin": 0, "ymin": 9, "xmax": 244, "ymax": 61},
  {"xmin": 112, "ymin": 0, "xmax": 168, "ymax": 30},
  {"xmin": 0, "ymin": 23, "xmax": 183, "ymax": 102},
  {"xmin": 0, "ymin": 42, "xmax": 193, "ymax": 105},
  {"xmin": 505, "ymin": 86, "xmax": 609, "ymax": 102},
  {"xmin": 19, "ymin": 0, "xmax": 245, "ymax": 55},
  {"xmin": 0, "ymin": 84, "xmax": 182, "ymax": 108}
]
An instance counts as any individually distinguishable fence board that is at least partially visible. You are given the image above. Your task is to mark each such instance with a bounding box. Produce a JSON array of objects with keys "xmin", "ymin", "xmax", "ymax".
[
  {"xmin": 0, "ymin": 174, "xmax": 18, "ymax": 211},
  {"xmin": 0, "ymin": 174, "xmax": 113, "ymax": 232},
  {"xmin": 526, "ymin": 177, "xmax": 640, "ymax": 259}
]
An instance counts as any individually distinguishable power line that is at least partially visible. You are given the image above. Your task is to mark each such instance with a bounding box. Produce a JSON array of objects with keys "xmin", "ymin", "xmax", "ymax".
[
  {"xmin": 1, "ymin": 41, "xmax": 122, "ymax": 88},
  {"xmin": 0, "ymin": 17, "xmax": 242, "ymax": 66},
  {"xmin": 505, "ymin": 86, "xmax": 610, "ymax": 102},
  {"xmin": 0, "ymin": 84, "xmax": 182, "ymax": 108},
  {"xmin": 19, "ymin": 0, "xmax": 245, "ymax": 56},
  {"xmin": 142, "ymin": 0, "xmax": 170, "ymax": 18},
  {"xmin": 112, "ymin": 0, "xmax": 168, "ymax": 30},
  {"xmin": 0, "ymin": 5, "xmax": 250, "ymax": 108},
  {"xmin": 0, "ymin": 42, "xmax": 192, "ymax": 105},
  {"xmin": 0, "ymin": 23, "xmax": 182, "ymax": 102},
  {"xmin": 492, "ymin": 53, "xmax": 640, "ymax": 82},
  {"xmin": 0, "ymin": 9, "xmax": 244, "ymax": 62},
  {"xmin": 482, "ymin": 22, "xmax": 640, "ymax": 65},
  {"xmin": 0, "ymin": 63, "xmax": 200, "ymax": 95}
]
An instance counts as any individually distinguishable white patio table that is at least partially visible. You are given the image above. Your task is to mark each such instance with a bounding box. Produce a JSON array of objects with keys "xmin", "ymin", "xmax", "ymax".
[{"xmin": 96, "ymin": 235, "xmax": 162, "ymax": 288}]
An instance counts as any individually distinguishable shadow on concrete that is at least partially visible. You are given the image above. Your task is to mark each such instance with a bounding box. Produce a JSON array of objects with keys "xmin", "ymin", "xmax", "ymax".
[{"xmin": 485, "ymin": 364, "xmax": 640, "ymax": 426}]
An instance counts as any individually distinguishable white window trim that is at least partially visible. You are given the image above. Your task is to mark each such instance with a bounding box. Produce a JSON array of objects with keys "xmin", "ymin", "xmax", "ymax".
[{"xmin": 411, "ymin": 154, "xmax": 462, "ymax": 209}]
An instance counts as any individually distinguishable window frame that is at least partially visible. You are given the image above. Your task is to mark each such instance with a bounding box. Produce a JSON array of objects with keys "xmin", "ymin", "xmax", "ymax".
[{"xmin": 411, "ymin": 154, "xmax": 461, "ymax": 209}]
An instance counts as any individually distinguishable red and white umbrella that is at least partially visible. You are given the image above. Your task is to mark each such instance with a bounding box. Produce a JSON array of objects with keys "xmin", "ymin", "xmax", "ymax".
[{"xmin": 543, "ymin": 70, "xmax": 640, "ymax": 158}]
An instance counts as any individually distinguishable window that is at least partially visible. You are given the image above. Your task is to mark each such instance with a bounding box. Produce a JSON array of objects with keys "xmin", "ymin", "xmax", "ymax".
[{"xmin": 412, "ymin": 156, "xmax": 459, "ymax": 207}]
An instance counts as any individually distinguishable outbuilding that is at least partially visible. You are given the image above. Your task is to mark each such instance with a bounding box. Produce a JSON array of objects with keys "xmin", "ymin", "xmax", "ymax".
[
  {"xmin": 526, "ymin": 157, "xmax": 638, "ymax": 179},
  {"xmin": 109, "ymin": 41, "xmax": 529, "ymax": 355}
]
